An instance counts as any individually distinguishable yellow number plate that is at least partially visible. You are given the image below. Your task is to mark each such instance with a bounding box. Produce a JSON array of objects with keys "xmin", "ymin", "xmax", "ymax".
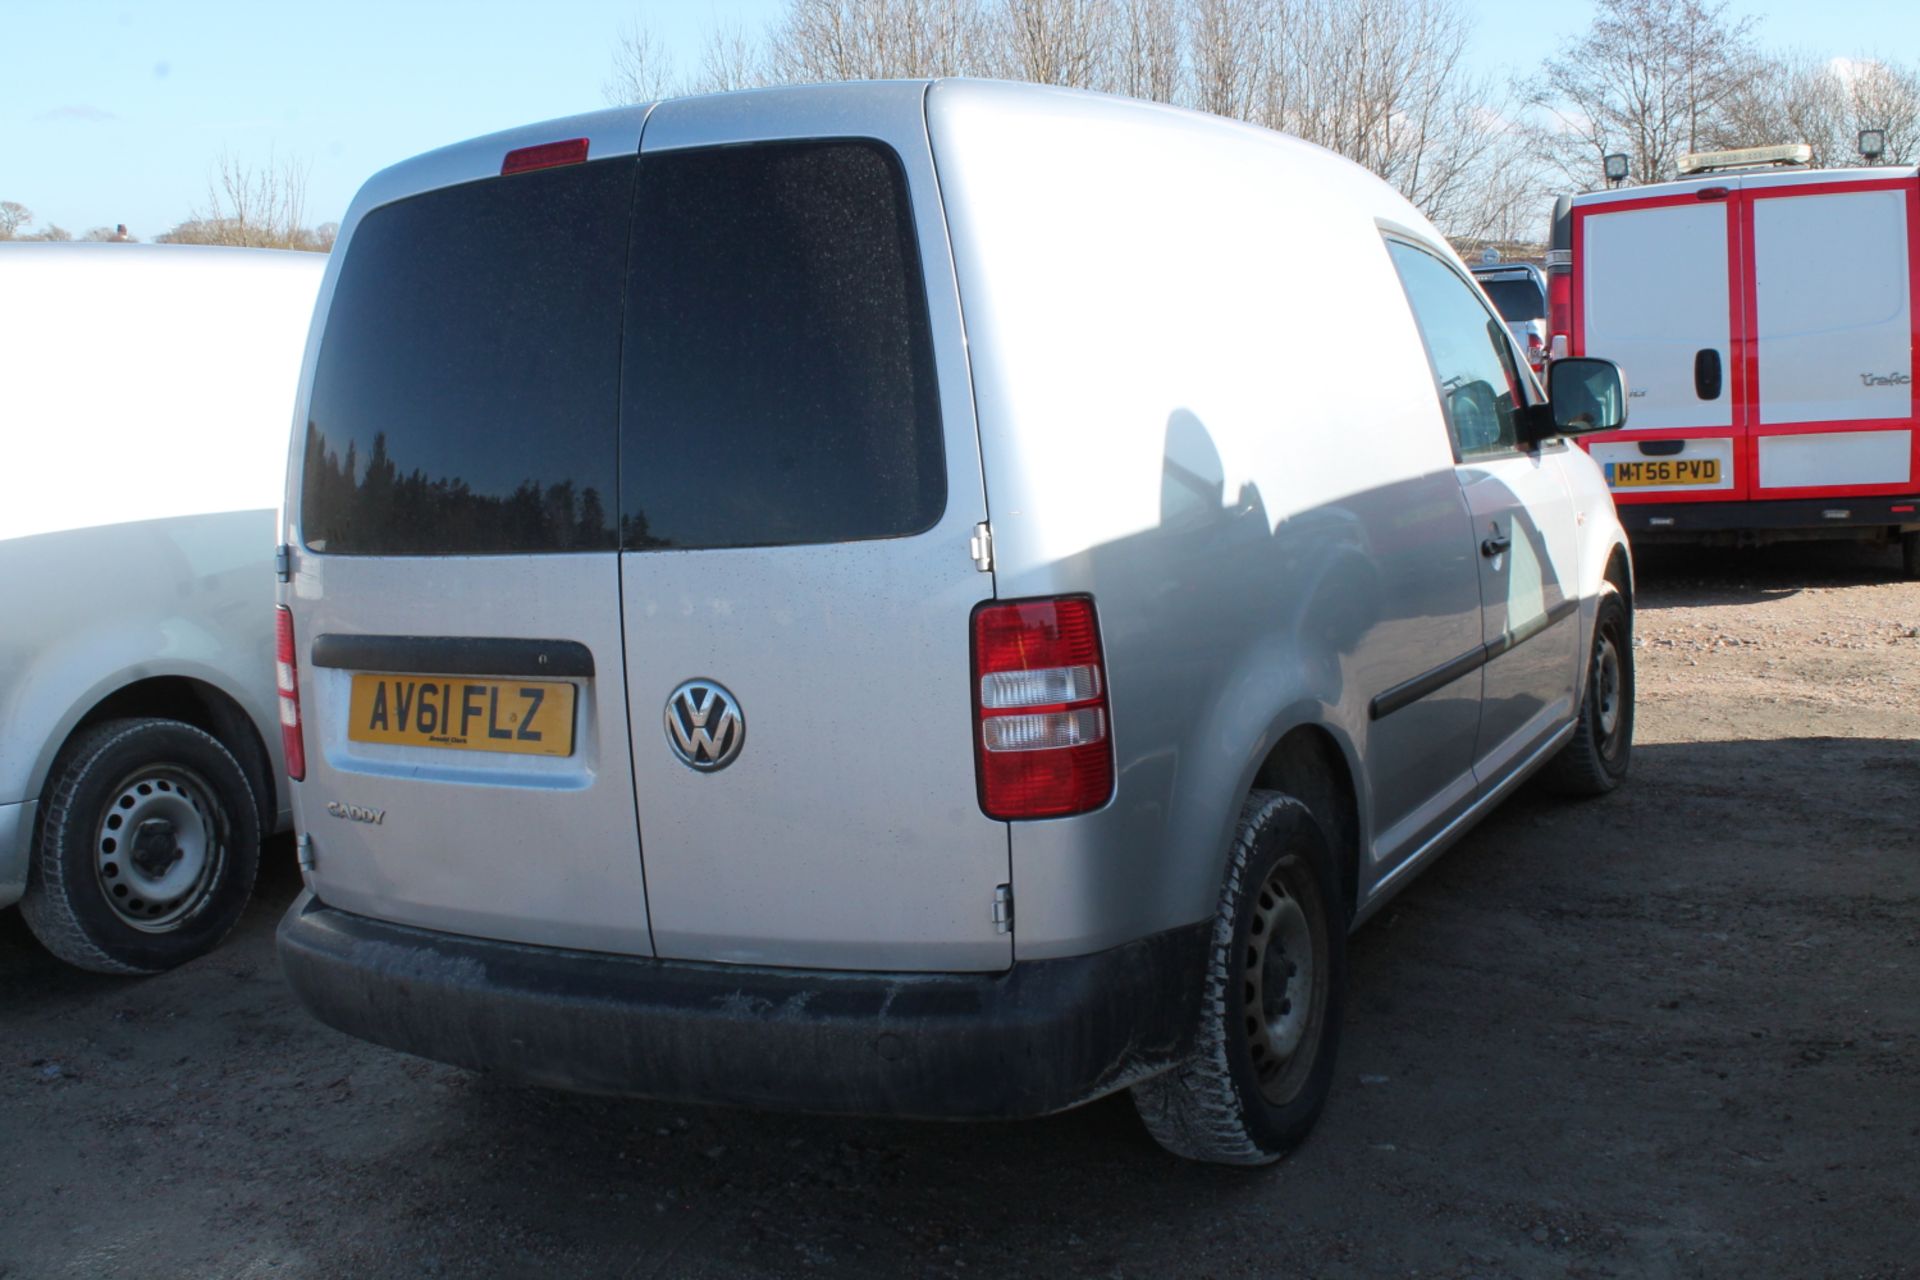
[
  {"xmin": 347, "ymin": 675, "xmax": 576, "ymax": 756},
  {"xmin": 1606, "ymin": 458, "xmax": 1720, "ymax": 487}
]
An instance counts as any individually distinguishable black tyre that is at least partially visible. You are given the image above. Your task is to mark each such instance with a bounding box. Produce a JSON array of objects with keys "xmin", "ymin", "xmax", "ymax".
[
  {"xmin": 19, "ymin": 717, "xmax": 261, "ymax": 975},
  {"xmin": 1131, "ymin": 790, "xmax": 1345, "ymax": 1165},
  {"xmin": 1540, "ymin": 585, "xmax": 1634, "ymax": 797},
  {"xmin": 1902, "ymin": 531, "xmax": 1919, "ymax": 580}
]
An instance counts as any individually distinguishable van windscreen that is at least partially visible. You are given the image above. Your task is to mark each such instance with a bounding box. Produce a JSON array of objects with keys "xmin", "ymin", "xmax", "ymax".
[
  {"xmin": 300, "ymin": 158, "xmax": 632, "ymax": 555},
  {"xmin": 1481, "ymin": 277, "xmax": 1547, "ymax": 323},
  {"xmin": 618, "ymin": 139, "xmax": 946, "ymax": 551}
]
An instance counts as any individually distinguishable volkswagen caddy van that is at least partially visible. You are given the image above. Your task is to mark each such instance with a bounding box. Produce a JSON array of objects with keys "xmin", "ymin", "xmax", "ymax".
[{"xmin": 276, "ymin": 81, "xmax": 1634, "ymax": 1164}]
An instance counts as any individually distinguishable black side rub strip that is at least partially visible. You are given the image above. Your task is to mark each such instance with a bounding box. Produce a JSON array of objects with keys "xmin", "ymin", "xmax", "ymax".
[
  {"xmin": 310, "ymin": 635, "xmax": 595, "ymax": 679},
  {"xmin": 1370, "ymin": 646, "xmax": 1486, "ymax": 721},
  {"xmin": 1369, "ymin": 597, "xmax": 1581, "ymax": 721}
]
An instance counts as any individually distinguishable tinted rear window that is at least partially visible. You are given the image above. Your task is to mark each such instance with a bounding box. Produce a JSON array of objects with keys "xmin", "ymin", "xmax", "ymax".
[
  {"xmin": 619, "ymin": 140, "xmax": 945, "ymax": 550},
  {"xmin": 301, "ymin": 158, "xmax": 631, "ymax": 555},
  {"xmin": 1480, "ymin": 276, "xmax": 1547, "ymax": 323}
]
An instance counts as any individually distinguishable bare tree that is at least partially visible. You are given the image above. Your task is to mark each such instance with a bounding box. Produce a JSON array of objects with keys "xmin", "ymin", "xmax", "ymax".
[
  {"xmin": 1843, "ymin": 57, "xmax": 1920, "ymax": 164},
  {"xmin": 81, "ymin": 224, "xmax": 139, "ymax": 242},
  {"xmin": 1107, "ymin": 0, "xmax": 1182, "ymax": 102},
  {"xmin": 770, "ymin": 0, "xmax": 987, "ymax": 82},
  {"xmin": 158, "ymin": 151, "xmax": 331, "ymax": 251},
  {"xmin": 693, "ymin": 21, "xmax": 771, "ymax": 92},
  {"xmin": 1529, "ymin": 0, "xmax": 1759, "ymax": 188},
  {"xmin": 603, "ymin": 21, "xmax": 678, "ymax": 104},
  {"xmin": 991, "ymin": 0, "xmax": 1113, "ymax": 89},
  {"xmin": 1187, "ymin": 0, "xmax": 1267, "ymax": 121},
  {"xmin": 1716, "ymin": 52, "xmax": 1920, "ymax": 167},
  {"xmin": 0, "ymin": 201, "xmax": 31, "ymax": 239}
]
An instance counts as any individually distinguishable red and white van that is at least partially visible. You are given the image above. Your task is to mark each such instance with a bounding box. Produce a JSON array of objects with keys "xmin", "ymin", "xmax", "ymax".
[{"xmin": 1549, "ymin": 149, "xmax": 1920, "ymax": 575}]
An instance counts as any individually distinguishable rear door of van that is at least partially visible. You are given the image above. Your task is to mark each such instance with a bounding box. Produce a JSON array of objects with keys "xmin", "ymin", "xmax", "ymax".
[
  {"xmin": 1741, "ymin": 170, "xmax": 1919, "ymax": 501},
  {"xmin": 615, "ymin": 88, "xmax": 1009, "ymax": 971},
  {"xmin": 1572, "ymin": 177, "xmax": 1747, "ymax": 509},
  {"xmin": 287, "ymin": 129, "xmax": 655, "ymax": 955}
]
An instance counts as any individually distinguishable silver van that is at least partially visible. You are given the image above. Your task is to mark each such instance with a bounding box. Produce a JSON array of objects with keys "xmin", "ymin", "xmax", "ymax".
[{"xmin": 275, "ymin": 81, "xmax": 1635, "ymax": 1165}]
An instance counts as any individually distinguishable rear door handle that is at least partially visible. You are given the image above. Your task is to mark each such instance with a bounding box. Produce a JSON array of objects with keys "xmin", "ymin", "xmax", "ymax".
[
  {"xmin": 1481, "ymin": 532, "xmax": 1511, "ymax": 557},
  {"xmin": 1695, "ymin": 348, "xmax": 1723, "ymax": 400}
]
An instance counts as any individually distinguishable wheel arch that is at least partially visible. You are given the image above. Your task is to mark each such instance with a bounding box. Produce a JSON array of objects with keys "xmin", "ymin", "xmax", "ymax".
[
  {"xmin": 53, "ymin": 676, "xmax": 277, "ymax": 832},
  {"xmin": 1249, "ymin": 722, "xmax": 1362, "ymax": 923}
]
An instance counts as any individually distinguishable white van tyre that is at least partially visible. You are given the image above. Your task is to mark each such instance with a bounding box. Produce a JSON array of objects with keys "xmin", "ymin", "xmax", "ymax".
[
  {"xmin": 20, "ymin": 718, "xmax": 261, "ymax": 975},
  {"xmin": 1132, "ymin": 790, "xmax": 1345, "ymax": 1165},
  {"xmin": 1541, "ymin": 586, "xmax": 1634, "ymax": 797}
]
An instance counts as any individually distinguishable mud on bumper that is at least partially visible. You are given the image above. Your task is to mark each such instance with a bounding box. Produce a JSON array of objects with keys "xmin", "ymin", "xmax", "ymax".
[{"xmin": 277, "ymin": 892, "xmax": 1208, "ymax": 1120}]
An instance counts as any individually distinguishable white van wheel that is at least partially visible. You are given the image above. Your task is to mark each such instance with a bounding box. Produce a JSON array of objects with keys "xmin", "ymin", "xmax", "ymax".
[
  {"xmin": 1131, "ymin": 790, "xmax": 1345, "ymax": 1165},
  {"xmin": 20, "ymin": 718, "xmax": 260, "ymax": 975}
]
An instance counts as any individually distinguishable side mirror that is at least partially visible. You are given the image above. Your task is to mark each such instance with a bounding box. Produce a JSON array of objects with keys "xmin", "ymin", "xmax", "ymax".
[{"xmin": 1533, "ymin": 357, "xmax": 1628, "ymax": 440}]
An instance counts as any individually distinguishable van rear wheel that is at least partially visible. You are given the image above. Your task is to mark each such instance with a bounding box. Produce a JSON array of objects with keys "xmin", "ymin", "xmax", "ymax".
[
  {"xmin": 20, "ymin": 718, "xmax": 260, "ymax": 975},
  {"xmin": 1131, "ymin": 790, "xmax": 1345, "ymax": 1165}
]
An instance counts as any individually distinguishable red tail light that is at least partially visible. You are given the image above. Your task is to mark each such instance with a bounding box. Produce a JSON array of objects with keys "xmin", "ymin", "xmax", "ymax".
[
  {"xmin": 275, "ymin": 606, "xmax": 306, "ymax": 782},
  {"xmin": 501, "ymin": 137, "xmax": 589, "ymax": 176},
  {"xmin": 971, "ymin": 596, "xmax": 1114, "ymax": 820},
  {"xmin": 1548, "ymin": 270, "xmax": 1572, "ymax": 357}
]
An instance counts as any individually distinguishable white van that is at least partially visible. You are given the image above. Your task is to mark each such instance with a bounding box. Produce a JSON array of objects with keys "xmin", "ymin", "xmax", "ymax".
[
  {"xmin": 1548, "ymin": 152, "xmax": 1920, "ymax": 572},
  {"xmin": 275, "ymin": 81, "xmax": 1633, "ymax": 1164},
  {"xmin": 0, "ymin": 243, "xmax": 325, "ymax": 972}
]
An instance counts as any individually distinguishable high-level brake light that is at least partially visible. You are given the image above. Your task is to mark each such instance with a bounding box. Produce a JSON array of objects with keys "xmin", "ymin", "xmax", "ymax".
[
  {"xmin": 501, "ymin": 138, "xmax": 589, "ymax": 176},
  {"xmin": 275, "ymin": 606, "xmax": 306, "ymax": 781},
  {"xmin": 971, "ymin": 596, "xmax": 1114, "ymax": 820}
]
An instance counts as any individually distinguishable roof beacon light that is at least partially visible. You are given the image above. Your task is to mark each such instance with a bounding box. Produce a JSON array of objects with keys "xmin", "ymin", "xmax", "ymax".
[
  {"xmin": 1677, "ymin": 144, "xmax": 1813, "ymax": 175},
  {"xmin": 501, "ymin": 138, "xmax": 590, "ymax": 176}
]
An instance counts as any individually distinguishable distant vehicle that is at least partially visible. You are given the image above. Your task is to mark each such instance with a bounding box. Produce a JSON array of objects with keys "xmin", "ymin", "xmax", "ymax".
[
  {"xmin": 1548, "ymin": 146, "xmax": 1920, "ymax": 575},
  {"xmin": 0, "ymin": 243, "xmax": 325, "ymax": 972},
  {"xmin": 1470, "ymin": 260, "xmax": 1550, "ymax": 376},
  {"xmin": 275, "ymin": 80, "xmax": 1634, "ymax": 1166}
]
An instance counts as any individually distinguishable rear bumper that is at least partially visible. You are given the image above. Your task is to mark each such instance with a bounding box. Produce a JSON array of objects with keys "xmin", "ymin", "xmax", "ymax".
[
  {"xmin": 277, "ymin": 892, "xmax": 1208, "ymax": 1120},
  {"xmin": 1618, "ymin": 496, "xmax": 1920, "ymax": 538}
]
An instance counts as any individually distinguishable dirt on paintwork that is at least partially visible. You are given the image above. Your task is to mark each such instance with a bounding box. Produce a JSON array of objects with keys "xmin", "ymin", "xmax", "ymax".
[{"xmin": 3, "ymin": 541, "xmax": 1917, "ymax": 1279}]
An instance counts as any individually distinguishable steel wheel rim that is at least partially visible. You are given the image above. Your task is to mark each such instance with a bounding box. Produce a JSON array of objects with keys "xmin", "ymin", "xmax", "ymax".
[
  {"xmin": 1243, "ymin": 853, "xmax": 1329, "ymax": 1105},
  {"xmin": 1595, "ymin": 629, "xmax": 1623, "ymax": 742},
  {"xmin": 93, "ymin": 764, "xmax": 226, "ymax": 932}
]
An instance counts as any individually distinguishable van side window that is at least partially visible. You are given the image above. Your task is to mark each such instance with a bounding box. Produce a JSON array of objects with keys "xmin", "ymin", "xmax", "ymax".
[
  {"xmin": 301, "ymin": 158, "xmax": 632, "ymax": 555},
  {"xmin": 619, "ymin": 140, "xmax": 946, "ymax": 551},
  {"xmin": 1386, "ymin": 240, "xmax": 1523, "ymax": 459}
]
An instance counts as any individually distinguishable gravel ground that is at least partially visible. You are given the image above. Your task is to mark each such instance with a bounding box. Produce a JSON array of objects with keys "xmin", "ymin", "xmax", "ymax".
[{"xmin": 4, "ymin": 541, "xmax": 1917, "ymax": 1279}]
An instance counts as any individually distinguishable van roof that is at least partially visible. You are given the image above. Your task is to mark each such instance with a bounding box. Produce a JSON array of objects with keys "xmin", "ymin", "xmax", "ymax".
[
  {"xmin": 1569, "ymin": 163, "xmax": 1919, "ymax": 208},
  {"xmin": 344, "ymin": 78, "xmax": 1399, "ymax": 247}
]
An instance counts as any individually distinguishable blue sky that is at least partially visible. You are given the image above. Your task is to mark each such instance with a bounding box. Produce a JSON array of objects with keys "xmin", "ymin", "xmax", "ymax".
[{"xmin": 5, "ymin": 0, "xmax": 1919, "ymax": 238}]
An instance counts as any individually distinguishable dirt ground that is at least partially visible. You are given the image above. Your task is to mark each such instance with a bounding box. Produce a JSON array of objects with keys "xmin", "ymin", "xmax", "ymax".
[{"xmin": 4, "ymin": 541, "xmax": 1917, "ymax": 1279}]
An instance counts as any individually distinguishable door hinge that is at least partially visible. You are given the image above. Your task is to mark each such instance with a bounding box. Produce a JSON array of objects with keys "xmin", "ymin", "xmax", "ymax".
[
  {"xmin": 274, "ymin": 543, "xmax": 292, "ymax": 583},
  {"xmin": 992, "ymin": 883, "xmax": 1014, "ymax": 934},
  {"xmin": 970, "ymin": 521, "xmax": 994, "ymax": 573}
]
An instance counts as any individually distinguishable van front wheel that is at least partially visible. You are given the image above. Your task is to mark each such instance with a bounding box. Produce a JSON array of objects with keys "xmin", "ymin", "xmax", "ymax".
[
  {"xmin": 1131, "ymin": 790, "xmax": 1345, "ymax": 1165},
  {"xmin": 20, "ymin": 718, "xmax": 261, "ymax": 975},
  {"xmin": 1540, "ymin": 586, "xmax": 1634, "ymax": 797}
]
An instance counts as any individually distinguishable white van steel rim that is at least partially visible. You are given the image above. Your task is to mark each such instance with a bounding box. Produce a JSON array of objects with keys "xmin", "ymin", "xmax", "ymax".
[{"xmin": 94, "ymin": 764, "xmax": 225, "ymax": 931}]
